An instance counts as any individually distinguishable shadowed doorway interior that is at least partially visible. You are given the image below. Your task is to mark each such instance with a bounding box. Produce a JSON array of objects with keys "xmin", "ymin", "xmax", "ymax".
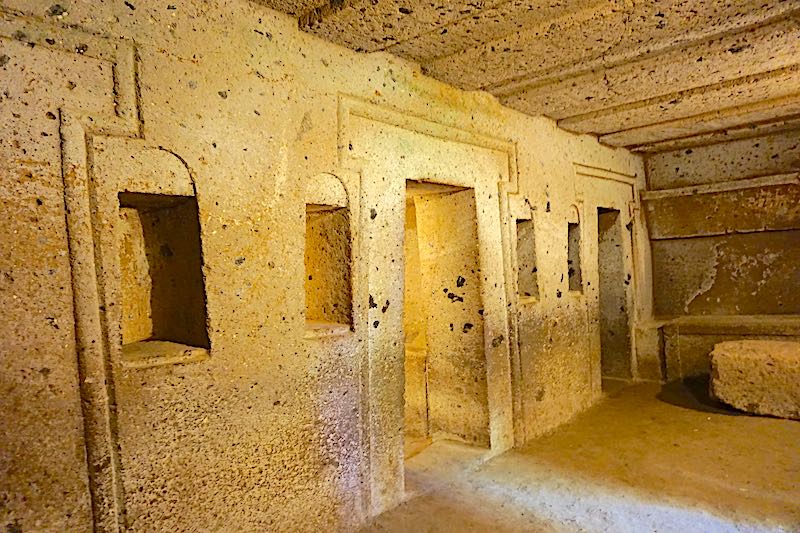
[
  {"xmin": 403, "ymin": 180, "xmax": 490, "ymax": 461},
  {"xmin": 597, "ymin": 207, "xmax": 632, "ymax": 386}
]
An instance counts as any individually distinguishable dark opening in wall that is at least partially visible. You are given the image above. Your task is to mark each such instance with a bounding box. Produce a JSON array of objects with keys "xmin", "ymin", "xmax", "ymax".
[
  {"xmin": 118, "ymin": 192, "xmax": 210, "ymax": 364},
  {"xmin": 568, "ymin": 221, "xmax": 583, "ymax": 292},
  {"xmin": 305, "ymin": 204, "xmax": 352, "ymax": 327},
  {"xmin": 516, "ymin": 219, "xmax": 539, "ymax": 299},
  {"xmin": 597, "ymin": 207, "xmax": 631, "ymax": 381}
]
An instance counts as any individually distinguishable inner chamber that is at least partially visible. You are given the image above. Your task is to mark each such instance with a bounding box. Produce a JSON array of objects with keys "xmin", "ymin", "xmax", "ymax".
[{"xmin": 403, "ymin": 180, "xmax": 490, "ymax": 460}]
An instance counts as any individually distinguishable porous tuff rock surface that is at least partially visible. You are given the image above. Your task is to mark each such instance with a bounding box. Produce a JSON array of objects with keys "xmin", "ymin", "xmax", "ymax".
[
  {"xmin": 0, "ymin": 0, "xmax": 643, "ymax": 529},
  {"xmin": 710, "ymin": 340, "xmax": 800, "ymax": 420}
]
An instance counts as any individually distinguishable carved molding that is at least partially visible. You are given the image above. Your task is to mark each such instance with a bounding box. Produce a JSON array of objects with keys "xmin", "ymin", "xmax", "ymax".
[
  {"xmin": 336, "ymin": 94, "xmax": 519, "ymax": 516},
  {"xmin": 1, "ymin": 9, "xmax": 194, "ymax": 531}
]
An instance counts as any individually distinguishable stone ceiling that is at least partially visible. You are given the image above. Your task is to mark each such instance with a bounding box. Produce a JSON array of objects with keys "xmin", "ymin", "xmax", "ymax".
[{"xmin": 260, "ymin": 0, "xmax": 800, "ymax": 152}]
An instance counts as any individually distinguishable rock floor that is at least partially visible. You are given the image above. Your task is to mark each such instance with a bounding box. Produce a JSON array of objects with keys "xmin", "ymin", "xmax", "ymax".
[{"xmin": 363, "ymin": 381, "xmax": 800, "ymax": 532}]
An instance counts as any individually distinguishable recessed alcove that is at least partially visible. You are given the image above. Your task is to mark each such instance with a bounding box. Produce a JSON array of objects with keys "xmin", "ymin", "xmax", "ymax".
[
  {"xmin": 567, "ymin": 221, "xmax": 583, "ymax": 293},
  {"xmin": 118, "ymin": 192, "xmax": 209, "ymax": 367},
  {"xmin": 516, "ymin": 218, "xmax": 539, "ymax": 301},
  {"xmin": 305, "ymin": 204, "xmax": 353, "ymax": 329},
  {"xmin": 304, "ymin": 173, "xmax": 353, "ymax": 334}
]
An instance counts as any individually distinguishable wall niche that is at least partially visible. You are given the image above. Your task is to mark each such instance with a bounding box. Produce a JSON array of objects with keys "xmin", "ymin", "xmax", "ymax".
[
  {"xmin": 118, "ymin": 192, "xmax": 210, "ymax": 366},
  {"xmin": 305, "ymin": 205, "xmax": 353, "ymax": 328},
  {"xmin": 516, "ymin": 218, "xmax": 539, "ymax": 300},
  {"xmin": 568, "ymin": 220, "xmax": 583, "ymax": 293},
  {"xmin": 304, "ymin": 173, "xmax": 353, "ymax": 333}
]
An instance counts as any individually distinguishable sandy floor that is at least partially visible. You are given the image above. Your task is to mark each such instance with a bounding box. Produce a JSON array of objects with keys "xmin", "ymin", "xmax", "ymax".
[
  {"xmin": 404, "ymin": 434, "xmax": 434, "ymax": 460},
  {"xmin": 363, "ymin": 381, "xmax": 800, "ymax": 532}
]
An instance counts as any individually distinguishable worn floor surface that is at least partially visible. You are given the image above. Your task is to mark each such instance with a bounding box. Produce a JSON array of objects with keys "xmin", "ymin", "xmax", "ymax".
[{"xmin": 364, "ymin": 382, "xmax": 800, "ymax": 533}]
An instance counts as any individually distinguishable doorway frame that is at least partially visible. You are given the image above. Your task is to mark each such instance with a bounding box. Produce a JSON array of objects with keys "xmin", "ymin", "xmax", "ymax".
[
  {"xmin": 579, "ymin": 170, "xmax": 638, "ymax": 389},
  {"xmin": 595, "ymin": 206, "xmax": 634, "ymax": 380},
  {"xmin": 404, "ymin": 181, "xmax": 491, "ymax": 448},
  {"xmin": 337, "ymin": 96, "xmax": 520, "ymax": 517}
]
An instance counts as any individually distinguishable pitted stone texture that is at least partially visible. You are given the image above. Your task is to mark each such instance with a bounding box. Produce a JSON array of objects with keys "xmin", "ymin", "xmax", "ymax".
[
  {"xmin": 646, "ymin": 130, "xmax": 800, "ymax": 190},
  {"xmin": 302, "ymin": 0, "xmax": 513, "ymax": 53},
  {"xmin": 1, "ymin": 0, "xmax": 644, "ymax": 530},
  {"xmin": 711, "ymin": 340, "xmax": 800, "ymax": 420},
  {"xmin": 259, "ymin": 0, "xmax": 325, "ymax": 17},
  {"xmin": 645, "ymin": 127, "xmax": 800, "ymax": 319},
  {"xmin": 285, "ymin": 0, "xmax": 800, "ymax": 149}
]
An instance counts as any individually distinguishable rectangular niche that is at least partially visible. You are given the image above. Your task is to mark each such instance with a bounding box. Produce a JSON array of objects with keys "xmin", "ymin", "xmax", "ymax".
[
  {"xmin": 516, "ymin": 219, "xmax": 539, "ymax": 300},
  {"xmin": 305, "ymin": 204, "xmax": 353, "ymax": 329},
  {"xmin": 568, "ymin": 221, "xmax": 583, "ymax": 292},
  {"xmin": 118, "ymin": 192, "xmax": 209, "ymax": 366}
]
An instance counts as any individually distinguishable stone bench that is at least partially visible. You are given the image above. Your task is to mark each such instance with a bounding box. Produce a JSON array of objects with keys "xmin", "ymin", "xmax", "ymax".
[
  {"xmin": 710, "ymin": 340, "xmax": 800, "ymax": 420},
  {"xmin": 655, "ymin": 315, "xmax": 800, "ymax": 380}
]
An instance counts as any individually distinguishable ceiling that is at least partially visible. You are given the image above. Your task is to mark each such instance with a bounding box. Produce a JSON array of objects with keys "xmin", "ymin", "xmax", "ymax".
[{"xmin": 262, "ymin": 0, "xmax": 800, "ymax": 152}]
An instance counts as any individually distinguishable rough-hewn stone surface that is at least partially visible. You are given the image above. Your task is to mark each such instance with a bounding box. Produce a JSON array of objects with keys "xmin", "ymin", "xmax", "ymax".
[
  {"xmin": 711, "ymin": 340, "xmax": 800, "ymax": 419},
  {"xmin": 262, "ymin": 0, "xmax": 800, "ymax": 150},
  {"xmin": 366, "ymin": 384, "xmax": 800, "ymax": 531},
  {"xmin": 643, "ymin": 127, "xmax": 800, "ymax": 380},
  {"xmin": 0, "ymin": 0, "xmax": 645, "ymax": 530}
]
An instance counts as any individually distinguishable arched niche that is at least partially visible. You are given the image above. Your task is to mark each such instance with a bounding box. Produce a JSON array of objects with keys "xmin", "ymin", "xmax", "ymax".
[
  {"xmin": 305, "ymin": 172, "xmax": 348, "ymax": 209},
  {"xmin": 304, "ymin": 173, "xmax": 353, "ymax": 332}
]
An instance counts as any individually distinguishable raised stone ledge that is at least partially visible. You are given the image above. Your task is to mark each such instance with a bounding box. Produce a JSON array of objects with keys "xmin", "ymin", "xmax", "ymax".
[{"xmin": 710, "ymin": 340, "xmax": 800, "ymax": 420}]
